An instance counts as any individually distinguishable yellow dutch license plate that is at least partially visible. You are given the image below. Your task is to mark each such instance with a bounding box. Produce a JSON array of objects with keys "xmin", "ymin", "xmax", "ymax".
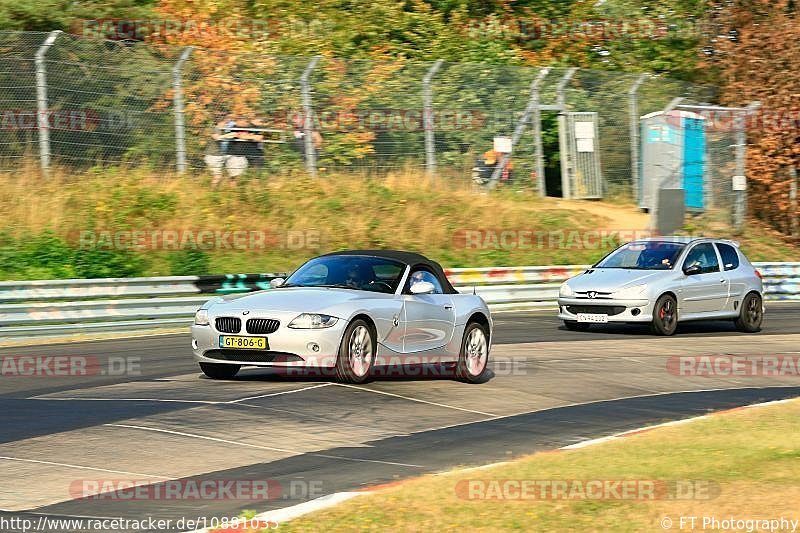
[{"xmin": 219, "ymin": 335, "xmax": 268, "ymax": 350}]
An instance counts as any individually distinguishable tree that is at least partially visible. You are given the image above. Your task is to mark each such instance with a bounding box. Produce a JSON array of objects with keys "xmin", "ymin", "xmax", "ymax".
[{"xmin": 714, "ymin": 0, "xmax": 800, "ymax": 233}]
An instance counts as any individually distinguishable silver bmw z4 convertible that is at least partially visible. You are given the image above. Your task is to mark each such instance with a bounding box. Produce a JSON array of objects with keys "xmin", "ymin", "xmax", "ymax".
[
  {"xmin": 191, "ymin": 250, "xmax": 492, "ymax": 383},
  {"xmin": 557, "ymin": 237, "xmax": 764, "ymax": 336}
]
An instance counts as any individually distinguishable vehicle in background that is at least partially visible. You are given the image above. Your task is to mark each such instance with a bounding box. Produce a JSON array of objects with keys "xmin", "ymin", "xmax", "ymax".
[{"xmin": 557, "ymin": 237, "xmax": 764, "ymax": 335}]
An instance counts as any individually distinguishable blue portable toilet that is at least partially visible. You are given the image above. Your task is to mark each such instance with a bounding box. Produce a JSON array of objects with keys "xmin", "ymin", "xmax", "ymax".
[{"xmin": 639, "ymin": 110, "xmax": 706, "ymax": 211}]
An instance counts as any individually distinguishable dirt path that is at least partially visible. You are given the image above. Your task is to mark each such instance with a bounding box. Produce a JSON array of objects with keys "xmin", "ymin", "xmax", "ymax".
[{"xmin": 552, "ymin": 199, "xmax": 651, "ymax": 231}]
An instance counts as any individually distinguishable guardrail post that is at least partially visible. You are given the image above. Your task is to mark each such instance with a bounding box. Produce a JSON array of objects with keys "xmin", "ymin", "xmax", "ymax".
[
  {"xmin": 489, "ymin": 68, "xmax": 550, "ymax": 191},
  {"xmin": 556, "ymin": 68, "xmax": 578, "ymax": 198},
  {"xmin": 35, "ymin": 30, "xmax": 61, "ymax": 177},
  {"xmin": 423, "ymin": 59, "xmax": 444, "ymax": 179},
  {"xmin": 629, "ymin": 74, "xmax": 647, "ymax": 203},
  {"xmin": 300, "ymin": 55, "xmax": 321, "ymax": 177},
  {"xmin": 173, "ymin": 47, "xmax": 193, "ymax": 174}
]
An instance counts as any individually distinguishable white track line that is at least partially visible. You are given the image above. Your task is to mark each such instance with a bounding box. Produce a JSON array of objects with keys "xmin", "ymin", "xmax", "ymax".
[
  {"xmin": 30, "ymin": 397, "xmax": 225, "ymax": 404},
  {"xmin": 230, "ymin": 403, "xmax": 391, "ymax": 436},
  {"xmin": 104, "ymin": 424, "xmax": 298, "ymax": 453},
  {"xmin": 0, "ymin": 456, "xmax": 170, "ymax": 479},
  {"xmin": 104, "ymin": 424, "xmax": 423, "ymax": 468},
  {"xmin": 228, "ymin": 383, "xmax": 332, "ymax": 403},
  {"xmin": 253, "ymin": 492, "xmax": 367, "ymax": 523},
  {"xmin": 332, "ymin": 383, "xmax": 499, "ymax": 417},
  {"xmin": 183, "ymin": 492, "xmax": 368, "ymax": 533},
  {"xmin": 30, "ymin": 383, "xmax": 332, "ymax": 405}
]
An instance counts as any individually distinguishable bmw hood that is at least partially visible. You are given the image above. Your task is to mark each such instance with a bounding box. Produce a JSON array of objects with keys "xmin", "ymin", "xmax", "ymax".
[
  {"xmin": 206, "ymin": 287, "xmax": 394, "ymax": 314},
  {"xmin": 567, "ymin": 268, "xmax": 671, "ymax": 292}
]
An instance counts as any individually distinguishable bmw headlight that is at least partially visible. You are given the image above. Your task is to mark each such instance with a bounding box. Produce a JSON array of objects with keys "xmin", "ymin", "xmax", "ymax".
[
  {"xmin": 288, "ymin": 313, "xmax": 339, "ymax": 329},
  {"xmin": 559, "ymin": 282, "xmax": 575, "ymax": 297},
  {"xmin": 614, "ymin": 284, "xmax": 648, "ymax": 299},
  {"xmin": 194, "ymin": 308, "xmax": 210, "ymax": 326}
]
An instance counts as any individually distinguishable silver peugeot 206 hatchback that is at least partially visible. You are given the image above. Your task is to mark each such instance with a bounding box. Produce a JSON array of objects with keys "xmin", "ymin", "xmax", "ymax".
[{"xmin": 557, "ymin": 237, "xmax": 764, "ymax": 336}]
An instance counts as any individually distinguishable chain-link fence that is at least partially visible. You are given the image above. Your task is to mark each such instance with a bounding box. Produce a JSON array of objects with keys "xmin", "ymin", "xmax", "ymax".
[{"xmin": 0, "ymin": 29, "xmax": 754, "ymax": 225}]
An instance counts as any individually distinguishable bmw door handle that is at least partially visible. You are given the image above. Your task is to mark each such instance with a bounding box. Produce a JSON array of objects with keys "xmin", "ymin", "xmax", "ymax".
[
  {"xmin": 444, "ymin": 305, "xmax": 453, "ymax": 310},
  {"xmin": 720, "ymin": 279, "xmax": 727, "ymax": 283}
]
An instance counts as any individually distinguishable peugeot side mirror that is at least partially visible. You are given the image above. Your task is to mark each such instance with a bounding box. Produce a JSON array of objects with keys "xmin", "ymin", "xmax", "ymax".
[
  {"xmin": 683, "ymin": 264, "xmax": 702, "ymax": 276},
  {"xmin": 409, "ymin": 281, "xmax": 435, "ymax": 295},
  {"xmin": 269, "ymin": 277, "xmax": 285, "ymax": 288}
]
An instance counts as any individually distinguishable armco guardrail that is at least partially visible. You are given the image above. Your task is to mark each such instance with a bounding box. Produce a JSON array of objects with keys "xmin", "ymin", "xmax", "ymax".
[
  {"xmin": 1, "ymin": 263, "xmax": 798, "ymax": 338},
  {"xmin": 0, "ymin": 274, "xmax": 285, "ymax": 337}
]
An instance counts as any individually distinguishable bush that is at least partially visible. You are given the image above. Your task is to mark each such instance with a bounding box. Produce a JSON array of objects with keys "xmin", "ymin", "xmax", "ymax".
[
  {"xmin": 168, "ymin": 249, "xmax": 211, "ymax": 276},
  {"xmin": 0, "ymin": 231, "xmax": 149, "ymax": 280}
]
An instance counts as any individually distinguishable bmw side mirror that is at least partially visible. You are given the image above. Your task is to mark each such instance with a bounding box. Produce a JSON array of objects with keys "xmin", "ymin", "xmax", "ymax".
[
  {"xmin": 270, "ymin": 277, "xmax": 285, "ymax": 288},
  {"xmin": 683, "ymin": 264, "xmax": 702, "ymax": 276},
  {"xmin": 410, "ymin": 281, "xmax": 435, "ymax": 295}
]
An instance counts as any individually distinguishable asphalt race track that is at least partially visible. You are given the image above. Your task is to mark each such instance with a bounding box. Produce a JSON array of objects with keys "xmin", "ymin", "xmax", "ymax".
[{"xmin": 2, "ymin": 304, "xmax": 800, "ymax": 532}]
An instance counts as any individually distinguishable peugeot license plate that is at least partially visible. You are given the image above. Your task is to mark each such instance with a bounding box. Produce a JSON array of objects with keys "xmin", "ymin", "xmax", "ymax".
[{"xmin": 577, "ymin": 313, "xmax": 609, "ymax": 323}]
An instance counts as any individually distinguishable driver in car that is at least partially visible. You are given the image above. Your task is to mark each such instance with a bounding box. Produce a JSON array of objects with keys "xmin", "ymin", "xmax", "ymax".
[
  {"xmin": 637, "ymin": 248, "xmax": 675, "ymax": 270},
  {"xmin": 345, "ymin": 265, "xmax": 362, "ymax": 288}
]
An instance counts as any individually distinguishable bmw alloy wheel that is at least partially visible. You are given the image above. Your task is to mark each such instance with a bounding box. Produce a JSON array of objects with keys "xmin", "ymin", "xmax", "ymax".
[
  {"xmin": 348, "ymin": 325, "xmax": 373, "ymax": 378},
  {"xmin": 465, "ymin": 327, "xmax": 488, "ymax": 376}
]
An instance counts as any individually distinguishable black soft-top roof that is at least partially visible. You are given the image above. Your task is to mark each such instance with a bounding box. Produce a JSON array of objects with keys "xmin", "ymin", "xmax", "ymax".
[{"xmin": 320, "ymin": 249, "xmax": 458, "ymax": 294}]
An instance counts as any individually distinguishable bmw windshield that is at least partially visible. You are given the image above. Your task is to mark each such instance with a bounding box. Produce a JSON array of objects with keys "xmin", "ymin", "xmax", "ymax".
[
  {"xmin": 282, "ymin": 255, "xmax": 406, "ymax": 293},
  {"xmin": 595, "ymin": 241, "xmax": 686, "ymax": 270}
]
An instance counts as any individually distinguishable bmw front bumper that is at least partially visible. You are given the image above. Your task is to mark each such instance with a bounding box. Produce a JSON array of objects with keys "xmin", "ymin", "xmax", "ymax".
[{"xmin": 191, "ymin": 319, "xmax": 347, "ymax": 368}]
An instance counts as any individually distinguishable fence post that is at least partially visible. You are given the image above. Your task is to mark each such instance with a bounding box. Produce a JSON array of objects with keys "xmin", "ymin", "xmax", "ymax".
[
  {"xmin": 733, "ymin": 101, "xmax": 760, "ymax": 231},
  {"xmin": 34, "ymin": 30, "xmax": 61, "ymax": 177},
  {"xmin": 172, "ymin": 47, "xmax": 193, "ymax": 174},
  {"xmin": 423, "ymin": 59, "xmax": 444, "ymax": 178},
  {"xmin": 629, "ymin": 74, "xmax": 647, "ymax": 203},
  {"xmin": 556, "ymin": 68, "xmax": 578, "ymax": 198},
  {"xmin": 300, "ymin": 56, "xmax": 321, "ymax": 177},
  {"xmin": 790, "ymin": 166, "xmax": 798, "ymax": 238},
  {"xmin": 533, "ymin": 68, "xmax": 550, "ymax": 197},
  {"xmin": 489, "ymin": 68, "xmax": 549, "ymax": 190}
]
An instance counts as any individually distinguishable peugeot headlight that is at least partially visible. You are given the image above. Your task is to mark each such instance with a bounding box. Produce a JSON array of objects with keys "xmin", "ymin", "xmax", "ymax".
[
  {"xmin": 288, "ymin": 313, "xmax": 339, "ymax": 329},
  {"xmin": 559, "ymin": 282, "xmax": 575, "ymax": 297},
  {"xmin": 614, "ymin": 284, "xmax": 648, "ymax": 299},
  {"xmin": 194, "ymin": 308, "xmax": 210, "ymax": 326}
]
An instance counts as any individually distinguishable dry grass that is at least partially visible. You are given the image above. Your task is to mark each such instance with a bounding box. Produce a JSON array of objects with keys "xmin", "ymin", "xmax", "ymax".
[{"xmin": 0, "ymin": 164, "xmax": 797, "ymax": 277}]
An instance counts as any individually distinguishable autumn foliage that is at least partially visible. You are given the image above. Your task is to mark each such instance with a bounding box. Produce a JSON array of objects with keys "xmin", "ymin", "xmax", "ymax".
[{"xmin": 715, "ymin": 0, "xmax": 800, "ymax": 236}]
